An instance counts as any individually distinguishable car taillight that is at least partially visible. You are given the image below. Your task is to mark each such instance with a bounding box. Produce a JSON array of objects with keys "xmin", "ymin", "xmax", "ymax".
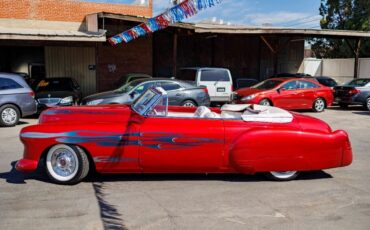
[
  {"xmin": 203, "ymin": 87, "xmax": 208, "ymax": 94},
  {"xmin": 231, "ymin": 85, "xmax": 234, "ymax": 92},
  {"xmin": 29, "ymin": 91, "xmax": 35, "ymax": 98},
  {"xmin": 349, "ymin": 89, "xmax": 360, "ymax": 95}
]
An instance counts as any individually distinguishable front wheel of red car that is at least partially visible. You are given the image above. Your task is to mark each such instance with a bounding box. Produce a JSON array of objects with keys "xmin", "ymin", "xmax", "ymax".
[
  {"xmin": 312, "ymin": 98, "xmax": 326, "ymax": 112},
  {"xmin": 265, "ymin": 171, "xmax": 299, "ymax": 181},
  {"xmin": 45, "ymin": 144, "xmax": 90, "ymax": 185}
]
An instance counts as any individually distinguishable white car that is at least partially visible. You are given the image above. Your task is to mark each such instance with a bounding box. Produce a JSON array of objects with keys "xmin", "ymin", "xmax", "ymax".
[{"xmin": 178, "ymin": 67, "xmax": 233, "ymax": 103}]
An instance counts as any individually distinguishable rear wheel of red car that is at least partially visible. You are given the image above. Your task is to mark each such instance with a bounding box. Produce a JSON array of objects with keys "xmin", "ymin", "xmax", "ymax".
[
  {"xmin": 0, "ymin": 104, "xmax": 20, "ymax": 127},
  {"xmin": 265, "ymin": 171, "xmax": 299, "ymax": 181},
  {"xmin": 259, "ymin": 99, "xmax": 272, "ymax": 106},
  {"xmin": 45, "ymin": 144, "xmax": 89, "ymax": 185},
  {"xmin": 312, "ymin": 98, "xmax": 326, "ymax": 112}
]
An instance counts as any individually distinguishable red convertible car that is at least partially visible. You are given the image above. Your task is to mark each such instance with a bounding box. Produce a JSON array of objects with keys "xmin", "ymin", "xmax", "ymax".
[
  {"xmin": 16, "ymin": 87, "xmax": 352, "ymax": 184},
  {"xmin": 234, "ymin": 78, "xmax": 334, "ymax": 112}
]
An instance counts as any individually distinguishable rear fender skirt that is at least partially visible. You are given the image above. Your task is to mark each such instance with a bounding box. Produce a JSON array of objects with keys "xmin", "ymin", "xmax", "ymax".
[{"xmin": 229, "ymin": 129, "xmax": 350, "ymax": 173}]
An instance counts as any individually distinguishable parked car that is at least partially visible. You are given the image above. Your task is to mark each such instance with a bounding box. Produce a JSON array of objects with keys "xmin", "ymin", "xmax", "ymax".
[
  {"xmin": 234, "ymin": 78, "xmax": 334, "ymax": 112},
  {"xmin": 177, "ymin": 67, "xmax": 233, "ymax": 103},
  {"xmin": 116, "ymin": 73, "xmax": 152, "ymax": 86},
  {"xmin": 235, "ymin": 78, "xmax": 259, "ymax": 90},
  {"xmin": 35, "ymin": 77, "xmax": 82, "ymax": 112},
  {"xmin": 0, "ymin": 73, "xmax": 37, "ymax": 127},
  {"xmin": 334, "ymin": 78, "xmax": 370, "ymax": 110},
  {"xmin": 315, "ymin": 76, "xmax": 338, "ymax": 88},
  {"xmin": 81, "ymin": 78, "xmax": 210, "ymax": 107},
  {"xmin": 16, "ymin": 87, "xmax": 352, "ymax": 184}
]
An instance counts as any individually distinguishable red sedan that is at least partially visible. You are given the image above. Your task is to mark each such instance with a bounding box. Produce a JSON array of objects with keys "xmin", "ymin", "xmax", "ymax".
[
  {"xmin": 16, "ymin": 87, "xmax": 351, "ymax": 184},
  {"xmin": 235, "ymin": 78, "xmax": 334, "ymax": 112}
]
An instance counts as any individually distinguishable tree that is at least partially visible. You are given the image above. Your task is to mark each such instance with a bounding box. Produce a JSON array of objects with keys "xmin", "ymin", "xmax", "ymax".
[{"xmin": 311, "ymin": 0, "xmax": 370, "ymax": 77}]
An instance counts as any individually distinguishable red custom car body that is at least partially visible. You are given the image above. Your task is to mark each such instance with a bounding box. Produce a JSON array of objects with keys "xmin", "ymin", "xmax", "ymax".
[
  {"xmin": 235, "ymin": 78, "xmax": 334, "ymax": 112},
  {"xmin": 16, "ymin": 88, "xmax": 352, "ymax": 184}
]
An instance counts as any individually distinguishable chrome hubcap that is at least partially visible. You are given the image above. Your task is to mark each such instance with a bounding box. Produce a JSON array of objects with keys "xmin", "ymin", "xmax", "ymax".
[
  {"xmin": 1, "ymin": 108, "xmax": 17, "ymax": 125},
  {"xmin": 183, "ymin": 102, "xmax": 195, "ymax": 107},
  {"xmin": 367, "ymin": 99, "xmax": 370, "ymax": 110},
  {"xmin": 50, "ymin": 148, "xmax": 77, "ymax": 177},
  {"xmin": 315, "ymin": 99, "xmax": 325, "ymax": 111},
  {"xmin": 270, "ymin": 171, "xmax": 297, "ymax": 179}
]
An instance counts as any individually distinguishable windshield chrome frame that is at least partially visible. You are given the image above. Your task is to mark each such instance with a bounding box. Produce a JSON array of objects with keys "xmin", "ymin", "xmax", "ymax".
[{"xmin": 131, "ymin": 87, "xmax": 168, "ymax": 117}]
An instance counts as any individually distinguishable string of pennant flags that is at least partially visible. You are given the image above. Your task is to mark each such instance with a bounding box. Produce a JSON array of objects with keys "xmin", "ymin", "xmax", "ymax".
[{"xmin": 108, "ymin": 0, "xmax": 222, "ymax": 46}]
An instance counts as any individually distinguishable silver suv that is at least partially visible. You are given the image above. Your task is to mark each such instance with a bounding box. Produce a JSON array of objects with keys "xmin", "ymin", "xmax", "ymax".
[{"xmin": 0, "ymin": 73, "xmax": 37, "ymax": 127}]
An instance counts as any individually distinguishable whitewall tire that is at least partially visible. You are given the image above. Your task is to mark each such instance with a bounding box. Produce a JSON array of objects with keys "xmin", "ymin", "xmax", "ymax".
[{"xmin": 46, "ymin": 144, "xmax": 90, "ymax": 184}]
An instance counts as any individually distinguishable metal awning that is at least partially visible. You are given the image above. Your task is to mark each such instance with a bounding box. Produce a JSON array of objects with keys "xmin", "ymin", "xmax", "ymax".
[
  {"xmin": 0, "ymin": 27, "xmax": 106, "ymax": 42},
  {"xmin": 95, "ymin": 12, "xmax": 370, "ymax": 39},
  {"xmin": 194, "ymin": 23, "xmax": 370, "ymax": 38}
]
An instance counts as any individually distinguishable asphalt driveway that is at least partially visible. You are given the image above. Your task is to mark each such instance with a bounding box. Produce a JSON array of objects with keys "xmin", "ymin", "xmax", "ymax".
[{"xmin": 0, "ymin": 107, "xmax": 369, "ymax": 230}]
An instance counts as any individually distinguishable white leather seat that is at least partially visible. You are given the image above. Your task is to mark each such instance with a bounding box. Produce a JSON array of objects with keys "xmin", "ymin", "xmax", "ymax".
[{"xmin": 194, "ymin": 106, "xmax": 212, "ymax": 118}]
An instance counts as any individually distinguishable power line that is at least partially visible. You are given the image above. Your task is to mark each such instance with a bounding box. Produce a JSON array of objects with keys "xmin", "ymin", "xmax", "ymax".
[{"xmin": 276, "ymin": 15, "xmax": 320, "ymax": 27}]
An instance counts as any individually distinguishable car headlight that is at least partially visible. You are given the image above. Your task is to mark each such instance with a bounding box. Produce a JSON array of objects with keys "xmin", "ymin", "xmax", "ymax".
[
  {"xmin": 59, "ymin": 96, "xmax": 73, "ymax": 105},
  {"xmin": 86, "ymin": 99, "xmax": 104, "ymax": 105},
  {"xmin": 241, "ymin": 94, "xmax": 256, "ymax": 101}
]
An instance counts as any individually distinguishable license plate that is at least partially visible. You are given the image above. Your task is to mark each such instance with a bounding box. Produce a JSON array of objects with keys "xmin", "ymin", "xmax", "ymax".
[{"xmin": 217, "ymin": 87, "xmax": 225, "ymax": 92}]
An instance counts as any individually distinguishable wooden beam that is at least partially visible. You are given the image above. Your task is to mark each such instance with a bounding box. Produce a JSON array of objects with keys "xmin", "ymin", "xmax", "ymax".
[
  {"xmin": 260, "ymin": 36, "xmax": 276, "ymax": 54},
  {"xmin": 172, "ymin": 31, "xmax": 178, "ymax": 78}
]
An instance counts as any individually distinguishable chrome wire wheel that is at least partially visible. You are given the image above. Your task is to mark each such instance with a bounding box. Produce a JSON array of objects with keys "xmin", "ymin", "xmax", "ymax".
[
  {"xmin": 266, "ymin": 171, "xmax": 299, "ymax": 181},
  {"xmin": 46, "ymin": 145, "xmax": 79, "ymax": 182},
  {"xmin": 1, "ymin": 107, "xmax": 18, "ymax": 125},
  {"xmin": 313, "ymin": 98, "xmax": 325, "ymax": 112}
]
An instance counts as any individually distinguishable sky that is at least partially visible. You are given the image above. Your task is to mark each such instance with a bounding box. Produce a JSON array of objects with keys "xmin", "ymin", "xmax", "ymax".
[{"xmin": 153, "ymin": 0, "xmax": 323, "ymax": 28}]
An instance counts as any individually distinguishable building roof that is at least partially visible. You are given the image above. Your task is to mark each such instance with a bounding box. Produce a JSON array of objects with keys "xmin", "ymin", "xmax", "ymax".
[
  {"xmin": 194, "ymin": 23, "xmax": 370, "ymax": 38},
  {"xmin": 0, "ymin": 27, "xmax": 106, "ymax": 42}
]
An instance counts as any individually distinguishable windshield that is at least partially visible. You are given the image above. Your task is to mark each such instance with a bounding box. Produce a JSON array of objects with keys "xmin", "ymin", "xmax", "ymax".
[
  {"xmin": 318, "ymin": 78, "xmax": 337, "ymax": 87},
  {"xmin": 35, "ymin": 79, "xmax": 72, "ymax": 92},
  {"xmin": 132, "ymin": 87, "xmax": 168, "ymax": 117},
  {"xmin": 251, "ymin": 79, "xmax": 282, "ymax": 90},
  {"xmin": 115, "ymin": 80, "xmax": 143, "ymax": 93},
  {"xmin": 347, "ymin": 79, "xmax": 370, "ymax": 87}
]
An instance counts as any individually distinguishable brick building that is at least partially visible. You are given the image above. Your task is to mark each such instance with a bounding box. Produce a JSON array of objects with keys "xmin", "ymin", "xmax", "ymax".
[{"xmin": 0, "ymin": 0, "xmax": 153, "ymax": 96}]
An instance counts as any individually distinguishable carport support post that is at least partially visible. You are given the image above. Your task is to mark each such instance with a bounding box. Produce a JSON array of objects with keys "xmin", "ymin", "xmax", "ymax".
[
  {"xmin": 172, "ymin": 31, "xmax": 178, "ymax": 78},
  {"xmin": 346, "ymin": 38, "xmax": 362, "ymax": 79}
]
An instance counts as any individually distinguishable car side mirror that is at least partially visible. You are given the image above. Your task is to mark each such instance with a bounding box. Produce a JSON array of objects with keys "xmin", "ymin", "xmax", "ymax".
[{"xmin": 277, "ymin": 87, "xmax": 285, "ymax": 93}]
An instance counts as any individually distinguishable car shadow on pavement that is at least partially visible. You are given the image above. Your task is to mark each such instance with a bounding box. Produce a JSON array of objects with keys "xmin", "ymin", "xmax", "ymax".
[
  {"xmin": 0, "ymin": 161, "xmax": 49, "ymax": 184},
  {"xmin": 86, "ymin": 170, "xmax": 332, "ymax": 183},
  {"xmin": 0, "ymin": 161, "xmax": 333, "ymax": 185},
  {"xmin": 352, "ymin": 111, "xmax": 370, "ymax": 116}
]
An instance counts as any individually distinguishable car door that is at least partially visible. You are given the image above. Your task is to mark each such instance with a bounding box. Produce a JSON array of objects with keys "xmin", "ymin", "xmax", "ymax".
[
  {"xmin": 138, "ymin": 116, "xmax": 225, "ymax": 172},
  {"xmin": 274, "ymin": 80, "xmax": 299, "ymax": 109},
  {"xmin": 297, "ymin": 80, "xmax": 319, "ymax": 108},
  {"xmin": 158, "ymin": 81, "xmax": 183, "ymax": 105}
]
